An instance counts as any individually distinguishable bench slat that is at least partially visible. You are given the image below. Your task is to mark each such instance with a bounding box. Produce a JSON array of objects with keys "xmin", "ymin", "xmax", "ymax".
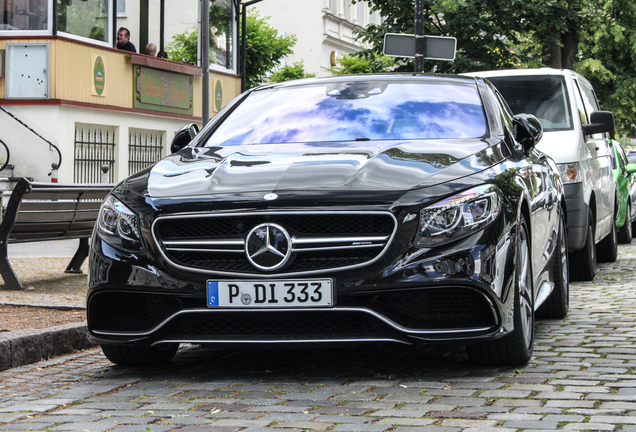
[
  {"xmin": 15, "ymin": 209, "xmax": 101, "ymax": 223},
  {"xmin": 18, "ymin": 201, "xmax": 104, "ymax": 212}
]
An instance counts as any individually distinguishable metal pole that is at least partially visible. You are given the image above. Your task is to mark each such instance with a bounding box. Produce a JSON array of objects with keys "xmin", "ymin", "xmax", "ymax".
[
  {"xmin": 241, "ymin": 2, "xmax": 247, "ymax": 92},
  {"xmin": 160, "ymin": 0, "xmax": 165, "ymax": 54},
  {"xmin": 414, "ymin": 0, "xmax": 424, "ymax": 73},
  {"xmin": 202, "ymin": 0, "xmax": 210, "ymax": 126}
]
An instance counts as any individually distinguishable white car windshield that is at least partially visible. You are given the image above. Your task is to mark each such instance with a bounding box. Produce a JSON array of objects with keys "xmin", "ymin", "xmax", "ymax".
[
  {"xmin": 205, "ymin": 81, "xmax": 488, "ymax": 146},
  {"xmin": 485, "ymin": 75, "xmax": 573, "ymax": 132}
]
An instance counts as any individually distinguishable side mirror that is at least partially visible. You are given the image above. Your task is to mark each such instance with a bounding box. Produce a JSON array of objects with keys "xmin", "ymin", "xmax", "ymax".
[
  {"xmin": 170, "ymin": 123, "xmax": 200, "ymax": 153},
  {"xmin": 582, "ymin": 111, "xmax": 614, "ymax": 136},
  {"xmin": 513, "ymin": 113, "xmax": 543, "ymax": 154},
  {"xmin": 626, "ymin": 163, "xmax": 636, "ymax": 175}
]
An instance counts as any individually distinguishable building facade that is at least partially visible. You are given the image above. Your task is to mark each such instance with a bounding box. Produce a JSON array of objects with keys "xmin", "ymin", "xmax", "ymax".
[
  {"xmin": 0, "ymin": 0, "xmax": 241, "ymax": 185},
  {"xmin": 252, "ymin": 0, "xmax": 381, "ymax": 77}
]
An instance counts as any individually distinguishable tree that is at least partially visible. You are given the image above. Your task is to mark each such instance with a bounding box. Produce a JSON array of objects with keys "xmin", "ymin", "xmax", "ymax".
[
  {"xmin": 166, "ymin": 26, "xmax": 199, "ymax": 64},
  {"xmin": 166, "ymin": 12, "xmax": 296, "ymax": 89},
  {"xmin": 243, "ymin": 12, "xmax": 297, "ymax": 88},
  {"xmin": 575, "ymin": 0, "xmax": 636, "ymax": 136},
  {"xmin": 330, "ymin": 54, "xmax": 395, "ymax": 75},
  {"xmin": 269, "ymin": 61, "xmax": 315, "ymax": 83},
  {"xmin": 351, "ymin": 0, "xmax": 542, "ymax": 74}
]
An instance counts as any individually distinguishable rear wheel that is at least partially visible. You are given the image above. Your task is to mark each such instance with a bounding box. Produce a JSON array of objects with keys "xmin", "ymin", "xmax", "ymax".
[
  {"xmin": 100, "ymin": 343, "xmax": 179, "ymax": 366},
  {"xmin": 618, "ymin": 202, "xmax": 633, "ymax": 244},
  {"xmin": 467, "ymin": 215, "xmax": 534, "ymax": 366},
  {"xmin": 597, "ymin": 218, "xmax": 618, "ymax": 263},
  {"xmin": 536, "ymin": 211, "xmax": 569, "ymax": 319},
  {"xmin": 569, "ymin": 209, "xmax": 596, "ymax": 282}
]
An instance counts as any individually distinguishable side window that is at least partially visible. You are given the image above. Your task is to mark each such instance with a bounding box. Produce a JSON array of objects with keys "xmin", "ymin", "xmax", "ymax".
[
  {"xmin": 573, "ymin": 81, "xmax": 589, "ymax": 126},
  {"xmin": 618, "ymin": 145, "xmax": 628, "ymax": 171}
]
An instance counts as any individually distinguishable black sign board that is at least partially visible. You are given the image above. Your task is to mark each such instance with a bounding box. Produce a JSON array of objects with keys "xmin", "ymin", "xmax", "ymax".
[{"xmin": 383, "ymin": 33, "xmax": 457, "ymax": 61}]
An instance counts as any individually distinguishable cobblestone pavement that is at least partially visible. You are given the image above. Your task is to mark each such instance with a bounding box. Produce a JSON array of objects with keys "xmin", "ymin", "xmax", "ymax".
[{"xmin": 2, "ymin": 244, "xmax": 636, "ymax": 432}]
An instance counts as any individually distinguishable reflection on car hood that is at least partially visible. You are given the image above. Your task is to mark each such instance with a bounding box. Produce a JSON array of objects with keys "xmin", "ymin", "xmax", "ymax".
[{"xmin": 124, "ymin": 139, "xmax": 503, "ymax": 198}]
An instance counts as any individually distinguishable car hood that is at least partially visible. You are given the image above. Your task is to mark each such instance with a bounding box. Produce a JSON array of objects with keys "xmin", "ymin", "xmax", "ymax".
[{"xmin": 124, "ymin": 139, "xmax": 504, "ymax": 199}]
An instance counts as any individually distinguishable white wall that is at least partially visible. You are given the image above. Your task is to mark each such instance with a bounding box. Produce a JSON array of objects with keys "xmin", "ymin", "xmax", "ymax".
[{"xmin": 0, "ymin": 105, "xmax": 196, "ymax": 183}]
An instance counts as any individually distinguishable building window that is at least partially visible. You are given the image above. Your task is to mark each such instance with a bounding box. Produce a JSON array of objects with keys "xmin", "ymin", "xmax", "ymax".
[
  {"xmin": 57, "ymin": 0, "xmax": 109, "ymax": 43},
  {"xmin": 210, "ymin": 0, "xmax": 234, "ymax": 70},
  {"xmin": 117, "ymin": 0, "xmax": 126, "ymax": 16},
  {"xmin": 128, "ymin": 129, "xmax": 163, "ymax": 176},
  {"xmin": 341, "ymin": 0, "xmax": 348, "ymax": 19},
  {"xmin": 1, "ymin": 0, "xmax": 48, "ymax": 31},
  {"xmin": 357, "ymin": 3, "xmax": 364, "ymax": 24},
  {"xmin": 74, "ymin": 125, "xmax": 116, "ymax": 184}
]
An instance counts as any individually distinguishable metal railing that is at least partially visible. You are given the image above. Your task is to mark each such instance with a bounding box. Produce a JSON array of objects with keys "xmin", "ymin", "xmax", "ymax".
[
  {"xmin": 128, "ymin": 130, "xmax": 163, "ymax": 175},
  {"xmin": 74, "ymin": 126, "xmax": 116, "ymax": 183}
]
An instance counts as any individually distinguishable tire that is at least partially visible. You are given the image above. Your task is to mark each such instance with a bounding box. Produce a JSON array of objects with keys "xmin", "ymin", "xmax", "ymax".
[
  {"xmin": 569, "ymin": 209, "xmax": 596, "ymax": 282},
  {"xmin": 618, "ymin": 202, "xmax": 633, "ymax": 244},
  {"xmin": 101, "ymin": 343, "xmax": 179, "ymax": 366},
  {"xmin": 597, "ymin": 218, "xmax": 618, "ymax": 263},
  {"xmin": 536, "ymin": 211, "xmax": 569, "ymax": 319},
  {"xmin": 467, "ymin": 215, "xmax": 534, "ymax": 366}
]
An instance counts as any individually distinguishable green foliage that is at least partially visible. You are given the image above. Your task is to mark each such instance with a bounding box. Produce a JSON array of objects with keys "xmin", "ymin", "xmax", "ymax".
[
  {"xmin": 330, "ymin": 54, "xmax": 395, "ymax": 75},
  {"xmin": 166, "ymin": 12, "xmax": 296, "ymax": 89},
  {"xmin": 166, "ymin": 26, "xmax": 199, "ymax": 64},
  {"xmin": 243, "ymin": 12, "xmax": 296, "ymax": 88},
  {"xmin": 575, "ymin": 0, "xmax": 636, "ymax": 137},
  {"xmin": 269, "ymin": 61, "xmax": 315, "ymax": 83}
]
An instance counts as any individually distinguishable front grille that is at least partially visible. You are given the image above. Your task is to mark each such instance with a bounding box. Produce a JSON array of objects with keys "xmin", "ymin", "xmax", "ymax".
[
  {"xmin": 88, "ymin": 291, "xmax": 190, "ymax": 332},
  {"xmin": 370, "ymin": 288, "xmax": 496, "ymax": 329},
  {"xmin": 153, "ymin": 212, "xmax": 396, "ymax": 275},
  {"xmin": 159, "ymin": 310, "xmax": 397, "ymax": 340}
]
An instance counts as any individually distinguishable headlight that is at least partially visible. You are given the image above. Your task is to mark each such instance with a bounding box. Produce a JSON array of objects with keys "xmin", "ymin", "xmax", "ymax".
[
  {"xmin": 557, "ymin": 162, "xmax": 581, "ymax": 183},
  {"xmin": 97, "ymin": 195, "xmax": 144, "ymax": 252},
  {"xmin": 415, "ymin": 185, "xmax": 501, "ymax": 247}
]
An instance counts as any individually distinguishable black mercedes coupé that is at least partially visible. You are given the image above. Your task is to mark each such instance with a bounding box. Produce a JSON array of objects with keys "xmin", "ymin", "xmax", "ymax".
[{"xmin": 87, "ymin": 74, "xmax": 569, "ymax": 367}]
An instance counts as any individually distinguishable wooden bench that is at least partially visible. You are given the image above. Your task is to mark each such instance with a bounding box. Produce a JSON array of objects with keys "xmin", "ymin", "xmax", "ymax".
[{"xmin": 0, "ymin": 178, "xmax": 114, "ymax": 290}]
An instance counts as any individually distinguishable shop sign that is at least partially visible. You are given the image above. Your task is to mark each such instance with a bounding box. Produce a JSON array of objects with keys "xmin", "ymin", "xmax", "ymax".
[
  {"xmin": 93, "ymin": 56, "xmax": 105, "ymax": 96},
  {"xmin": 134, "ymin": 67, "xmax": 193, "ymax": 115},
  {"xmin": 215, "ymin": 80, "xmax": 223, "ymax": 112}
]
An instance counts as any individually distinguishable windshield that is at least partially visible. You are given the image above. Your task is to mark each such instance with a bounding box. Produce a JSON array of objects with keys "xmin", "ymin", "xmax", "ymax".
[
  {"xmin": 205, "ymin": 81, "xmax": 487, "ymax": 146},
  {"xmin": 485, "ymin": 75, "xmax": 573, "ymax": 132}
]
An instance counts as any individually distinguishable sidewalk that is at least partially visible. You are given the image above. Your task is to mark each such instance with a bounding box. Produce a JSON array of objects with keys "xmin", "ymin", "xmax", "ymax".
[{"xmin": 0, "ymin": 240, "xmax": 92, "ymax": 371}]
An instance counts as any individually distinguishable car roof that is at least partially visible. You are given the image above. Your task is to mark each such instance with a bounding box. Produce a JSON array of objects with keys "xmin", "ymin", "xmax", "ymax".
[
  {"xmin": 462, "ymin": 68, "xmax": 575, "ymax": 78},
  {"xmin": 254, "ymin": 73, "xmax": 479, "ymax": 92}
]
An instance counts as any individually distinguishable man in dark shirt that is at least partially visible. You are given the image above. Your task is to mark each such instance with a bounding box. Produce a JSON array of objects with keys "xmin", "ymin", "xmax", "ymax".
[{"xmin": 116, "ymin": 27, "xmax": 136, "ymax": 53}]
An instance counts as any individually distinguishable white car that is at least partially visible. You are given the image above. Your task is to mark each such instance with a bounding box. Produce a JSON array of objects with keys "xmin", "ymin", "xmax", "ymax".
[{"xmin": 464, "ymin": 68, "xmax": 617, "ymax": 281}]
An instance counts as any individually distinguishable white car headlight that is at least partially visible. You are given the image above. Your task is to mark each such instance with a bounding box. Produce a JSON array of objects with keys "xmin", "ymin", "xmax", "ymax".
[
  {"xmin": 97, "ymin": 195, "xmax": 144, "ymax": 252},
  {"xmin": 557, "ymin": 162, "xmax": 581, "ymax": 183},
  {"xmin": 415, "ymin": 185, "xmax": 501, "ymax": 247}
]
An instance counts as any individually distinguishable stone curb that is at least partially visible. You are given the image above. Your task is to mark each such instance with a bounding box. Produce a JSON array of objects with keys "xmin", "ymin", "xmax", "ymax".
[{"xmin": 0, "ymin": 322, "xmax": 96, "ymax": 372}]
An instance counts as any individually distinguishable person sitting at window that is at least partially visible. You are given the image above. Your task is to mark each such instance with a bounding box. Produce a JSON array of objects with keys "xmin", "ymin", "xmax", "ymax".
[
  {"xmin": 146, "ymin": 43, "xmax": 157, "ymax": 56},
  {"xmin": 116, "ymin": 27, "xmax": 136, "ymax": 52}
]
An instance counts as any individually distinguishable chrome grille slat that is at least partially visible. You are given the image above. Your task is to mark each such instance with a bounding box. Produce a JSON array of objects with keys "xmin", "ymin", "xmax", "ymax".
[{"xmin": 152, "ymin": 211, "xmax": 397, "ymax": 276}]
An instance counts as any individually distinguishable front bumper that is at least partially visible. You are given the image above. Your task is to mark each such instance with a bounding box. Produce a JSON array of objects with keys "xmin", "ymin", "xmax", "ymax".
[{"xmin": 87, "ymin": 226, "xmax": 517, "ymax": 348}]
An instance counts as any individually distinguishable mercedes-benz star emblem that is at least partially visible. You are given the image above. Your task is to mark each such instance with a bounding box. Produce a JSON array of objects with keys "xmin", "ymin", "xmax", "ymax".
[
  {"xmin": 245, "ymin": 223, "xmax": 292, "ymax": 271},
  {"xmin": 263, "ymin": 193, "xmax": 278, "ymax": 201}
]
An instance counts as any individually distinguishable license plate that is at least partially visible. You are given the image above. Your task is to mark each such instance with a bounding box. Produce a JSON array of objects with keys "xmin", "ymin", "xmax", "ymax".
[{"xmin": 207, "ymin": 279, "xmax": 333, "ymax": 308}]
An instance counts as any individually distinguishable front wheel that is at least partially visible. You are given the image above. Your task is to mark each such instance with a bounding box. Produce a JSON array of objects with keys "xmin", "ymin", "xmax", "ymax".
[
  {"xmin": 467, "ymin": 215, "xmax": 534, "ymax": 366},
  {"xmin": 569, "ymin": 209, "xmax": 596, "ymax": 282},
  {"xmin": 536, "ymin": 211, "xmax": 569, "ymax": 319},
  {"xmin": 101, "ymin": 343, "xmax": 179, "ymax": 366},
  {"xmin": 597, "ymin": 218, "xmax": 618, "ymax": 263}
]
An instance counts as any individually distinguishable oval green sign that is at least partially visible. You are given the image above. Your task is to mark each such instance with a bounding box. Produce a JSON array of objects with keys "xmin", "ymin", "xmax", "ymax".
[
  {"xmin": 94, "ymin": 56, "xmax": 105, "ymax": 96},
  {"xmin": 215, "ymin": 80, "xmax": 223, "ymax": 111}
]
